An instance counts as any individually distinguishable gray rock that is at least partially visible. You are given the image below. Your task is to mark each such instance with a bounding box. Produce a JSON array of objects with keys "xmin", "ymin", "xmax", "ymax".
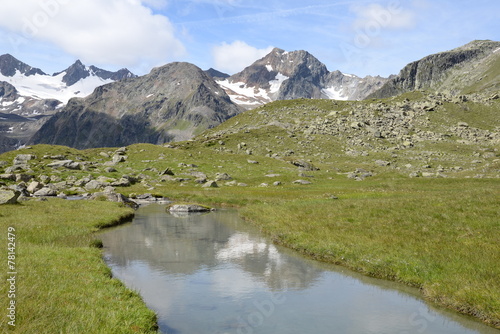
[
  {"xmin": 0, "ymin": 174, "xmax": 16, "ymax": 181},
  {"xmin": 14, "ymin": 154, "xmax": 36, "ymax": 165},
  {"xmin": 291, "ymin": 159, "xmax": 319, "ymax": 171},
  {"xmin": 105, "ymin": 167, "xmax": 117, "ymax": 173},
  {"xmin": 375, "ymin": 160, "xmax": 391, "ymax": 167},
  {"xmin": 215, "ymin": 173, "xmax": 232, "ymax": 181},
  {"xmin": 27, "ymin": 181, "xmax": 43, "ymax": 194},
  {"xmin": 47, "ymin": 160, "xmax": 81, "ymax": 170},
  {"xmin": 247, "ymin": 160, "xmax": 259, "ymax": 164},
  {"xmin": 0, "ymin": 189, "xmax": 20, "ymax": 205},
  {"xmin": 202, "ymin": 181, "xmax": 219, "ymax": 188},
  {"xmin": 16, "ymin": 174, "xmax": 33, "ymax": 182},
  {"xmin": 90, "ymin": 191, "xmax": 138, "ymax": 209},
  {"xmin": 293, "ymin": 180, "xmax": 312, "ymax": 185},
  {"xmin": 169, "ymin": 204, "xmax": 211, "ymax": 213},
  {"xmin": 111, "ymin": 178, "xmax": 131, "ymax": 187},
  {"xmin": 273, "ymin": 181, "xmax": 282, "ymax": 186},
  {"xmin": 33, "ymin": 187, "xmax": 57, "ymax": 197},
  {"xmin": 112, "ymin": 155, "xmax": 127, "ymax": 163},
  {"xmin": 84, "ymin": 180, "xmax": 104, "ymax": 191},
  {"xmin": 159, "ymin": 168, "xmax": 175, "ymax": 176}
]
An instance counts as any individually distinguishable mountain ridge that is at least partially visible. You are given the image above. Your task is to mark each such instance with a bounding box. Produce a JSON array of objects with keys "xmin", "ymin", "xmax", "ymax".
[{"xmin": 367, "ymin": 40, "xmax": 500, "ymax": 99}]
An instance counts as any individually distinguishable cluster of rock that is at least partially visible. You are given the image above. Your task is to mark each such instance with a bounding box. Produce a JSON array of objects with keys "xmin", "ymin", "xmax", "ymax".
[
  {"xmin": 201, "ymin": 92, "xmax": 499, "ymax": 179},
  {"xmin": 0, "ymin": 148, "xmax": 150, "ymax": 206}
]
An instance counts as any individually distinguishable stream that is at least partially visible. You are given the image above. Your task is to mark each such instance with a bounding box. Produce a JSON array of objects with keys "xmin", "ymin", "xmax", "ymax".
[{"xmin": 100, "ymin": 205, "xmax": 498, "ymax": 334}]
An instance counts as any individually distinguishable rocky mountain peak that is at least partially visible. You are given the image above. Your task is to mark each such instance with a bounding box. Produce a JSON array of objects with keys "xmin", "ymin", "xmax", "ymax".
[
  {"xmin": 217, "ymin": 47, "xmax": 386, "ymax": 108},
  {"xmin": 53, "ymin": 60, "xmax": 135, "ymax": 86},
  {"xmin": 0, "ymin": 54, "xmax": 46, "ymax": 77},
  {"xmin": 205, "ymin": 68, "xmax": 230, "ymax": 79}
]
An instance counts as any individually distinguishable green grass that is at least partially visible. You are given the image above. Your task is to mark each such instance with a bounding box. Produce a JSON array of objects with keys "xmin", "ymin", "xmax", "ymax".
[{"xmin": 0, "ymin": 200, "xmax": 158, "ymax": 333}]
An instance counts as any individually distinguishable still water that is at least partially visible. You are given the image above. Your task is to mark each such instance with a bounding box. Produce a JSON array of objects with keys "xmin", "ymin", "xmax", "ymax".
[{"xmin": 100, "ymin": 205, "xmax": 498, "ymax": 334}]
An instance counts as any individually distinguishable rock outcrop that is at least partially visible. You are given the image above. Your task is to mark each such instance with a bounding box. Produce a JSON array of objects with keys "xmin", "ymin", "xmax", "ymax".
[{"xmin": 367, "ymin": 40, "xmax": 500, "ymax": 99}]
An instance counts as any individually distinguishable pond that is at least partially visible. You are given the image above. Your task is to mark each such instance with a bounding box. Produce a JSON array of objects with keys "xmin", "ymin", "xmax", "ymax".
[{"xmin": 100, "ymin": 205, "xmax": 498, "ymax": 334}]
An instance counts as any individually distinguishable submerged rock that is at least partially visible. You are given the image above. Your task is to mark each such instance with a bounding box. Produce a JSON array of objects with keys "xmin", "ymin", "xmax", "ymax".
[{"xmin": 168, "ymin": 204, "xmax": 211, "ymax": 213}]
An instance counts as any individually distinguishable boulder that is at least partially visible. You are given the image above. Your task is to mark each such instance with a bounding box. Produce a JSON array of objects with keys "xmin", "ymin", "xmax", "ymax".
[
  {"xmin": 159, "ymin": 168, "xmax": 175, "ymax": 176},
  {"xmin": 33, "ymin": 187, "xmax": 58, "ymax": 197},
  {"xmin": 27, "ymin": 181, "xmax": 43, "ymax": 194},
  {"xmin": 111, "ymin": 178, "xmax": 131, "ymax": 187},
  {"xmin": 13, "ymin": 154, "xmax": 36, "ymax": 165},
  {"xmin": 0, "ymin": 189, "xmax": 20, "ymax": 205},
  {"xmin": 90, "ymin": 191, "xmax": 138, "ymax": 209},
  {"xmin": 168, "ymin": 204, "xmax": 211, "ymax": 213},
  {"xmin": 215, "ymin": 173, "xmax": 232, "ymax": 181},
  {"xmin": 0, "ymin": 174, "xmax": 16, "ymax": 181},
  {"xmin": 84, "ymin": 180, "xmax": 104, "ymax": 191},
  {"xmin": 202, "ymin": 181, "xmax": 219, "ymax": 188},
  {"xmin": 46, "ymin": 160, "xmax": 81, "ymax": 170},
  {"xmin": 112, "ymin": 154, "xmax": 127, "ymax": 163}
]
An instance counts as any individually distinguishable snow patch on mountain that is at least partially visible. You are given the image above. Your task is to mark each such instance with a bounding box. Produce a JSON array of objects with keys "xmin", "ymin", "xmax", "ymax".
[
  {"xmin": 217, "ymin": 71, "xmax": 289, "ymax": 107},
  {"xmin": 0, "ymin": 70, "xmax": 113, "ymax": 103},
  {"xmin": 322, "ymin": 86, "xmax": 349, "ymax": 100}
]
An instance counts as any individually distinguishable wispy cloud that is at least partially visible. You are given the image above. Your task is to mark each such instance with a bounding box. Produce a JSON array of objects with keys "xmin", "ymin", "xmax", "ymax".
[{"xmin": 350, "ymin": 3, "xmax": 417, "ymax": 31}]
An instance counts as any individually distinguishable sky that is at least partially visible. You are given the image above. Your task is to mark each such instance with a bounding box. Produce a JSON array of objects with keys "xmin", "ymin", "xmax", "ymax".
[{"xmin": 0, "ymin": 0, "xmax": 498, "ymax": 78}]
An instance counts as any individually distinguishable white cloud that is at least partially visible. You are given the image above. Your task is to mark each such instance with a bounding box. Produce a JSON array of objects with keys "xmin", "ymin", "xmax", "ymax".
[
  {"xmin": 351, "ymin": 3, "xmax": 417, "ymax": 31},
  {"xmin": 212, "ymin": 40, "xmax": 273, "ymax": 74},
  {"xmin": 140, "ymin": 0, "xmax": 169, "ymax": 10},
  {"xmin": 0, "ymin": 0, "xmax": 185, "ymax": 70}
]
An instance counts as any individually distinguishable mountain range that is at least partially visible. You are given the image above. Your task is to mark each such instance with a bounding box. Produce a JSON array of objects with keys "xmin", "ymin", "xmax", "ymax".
[{"xmin": 0, "ymin": 39, "xmax": 499, "ymax": 153}]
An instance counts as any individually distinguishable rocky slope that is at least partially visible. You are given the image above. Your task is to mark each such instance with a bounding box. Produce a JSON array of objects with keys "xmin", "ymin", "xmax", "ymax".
[
  {"xmin": 216, "ymin": 48, "xmax": 387, "ymax": 109},
  {"xmin": 368, "ymin": 40, "xmax": 500, "ymax": 99},
  {"xmin": 196, "ymin": 91, "xmax": 499, "ymax": 180},
  {"xmin": 30, "ymin": 62, "xmax": 242, "ymax": 149}
]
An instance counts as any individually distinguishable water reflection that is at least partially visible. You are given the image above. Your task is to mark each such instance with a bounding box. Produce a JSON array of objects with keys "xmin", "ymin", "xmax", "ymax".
[{"xmin": 100, "ymin": 205, "xmax": 498, "ymax": 334}]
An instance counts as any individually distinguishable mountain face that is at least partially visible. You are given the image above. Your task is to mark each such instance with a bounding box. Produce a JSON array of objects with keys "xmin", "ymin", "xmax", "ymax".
[
  {"xmin": 30, "ymin": 62, "xmax": 242, "ymax": 149},
  {"xmin": 368, "ymin": 40, "xmax": 500, "ymax": 99},
  {"xmin": 216, "ymin": 48, "xmax": 387, "ymax": 109}
]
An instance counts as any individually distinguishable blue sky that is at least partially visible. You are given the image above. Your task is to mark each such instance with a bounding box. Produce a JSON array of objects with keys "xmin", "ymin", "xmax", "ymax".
[{"xmin": 0, "ymin": 0, "xmax": 499, "ymax": 77}]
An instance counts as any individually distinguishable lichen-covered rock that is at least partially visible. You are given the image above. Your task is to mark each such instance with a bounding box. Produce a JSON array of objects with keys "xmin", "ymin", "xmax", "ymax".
[{"xmin": 0, "ymin": 189, "xmax": 20, "ymax": 204}]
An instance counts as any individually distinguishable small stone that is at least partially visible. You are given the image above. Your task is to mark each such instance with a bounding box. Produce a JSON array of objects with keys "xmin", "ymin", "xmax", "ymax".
[{"xmin": 293, "ymin": 180, "xmax": 312, "ymax": 185}]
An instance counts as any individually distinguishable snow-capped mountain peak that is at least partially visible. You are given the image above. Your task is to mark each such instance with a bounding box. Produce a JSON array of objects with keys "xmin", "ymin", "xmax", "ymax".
[
  {"xmin": 215, "ymin": 48, "xmax": 387, "ymax": 109},
  {"xmin": 0, "ymin": 54, "xmax": 136, "ymax": 104}
]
